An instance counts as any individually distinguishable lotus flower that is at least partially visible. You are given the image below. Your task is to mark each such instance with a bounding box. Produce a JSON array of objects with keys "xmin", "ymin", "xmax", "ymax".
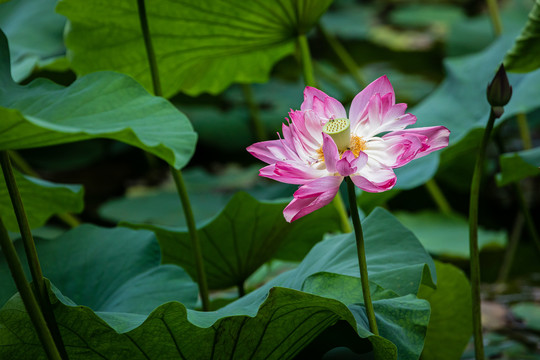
[{"xmin": 247, "ymin": 76, "xmax": 450, "ymax": 222}]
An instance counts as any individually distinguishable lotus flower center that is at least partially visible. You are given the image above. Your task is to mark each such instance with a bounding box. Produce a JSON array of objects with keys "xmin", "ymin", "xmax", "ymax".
[
  {"xmin": 317, "ymin": 117, "xmax": 367, "ymax": 163},
  {"xmin": 323, "ymin": 118, "xmax": 350, "ymax": 152}
]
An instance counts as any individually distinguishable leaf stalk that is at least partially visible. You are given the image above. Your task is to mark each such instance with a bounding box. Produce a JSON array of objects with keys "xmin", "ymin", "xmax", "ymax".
[
  {"xmin": 0, "ymin": 218, "xmax": 62, "ymax": 360},
  {"xmin": 0, "ymin": 151, "xmax": 67, "ymax": 358},
  {"xmin": 345, "ymin": 176, "xmax": 379, "ymax": 335},
  {"xmin": 136, "ymin": 0, "xmax": 210, "ymax": 310}
]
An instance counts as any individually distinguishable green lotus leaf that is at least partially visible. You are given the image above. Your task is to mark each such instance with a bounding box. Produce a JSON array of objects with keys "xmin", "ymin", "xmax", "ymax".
[
  {"xmin": 496, "ymin": 146, "xmax": 540, "ymax": 186},
  {"xmin": 419, "ymin": 261, "xmax": 472, "ymax": 360},
  {"xmin": 125, "ymin": 191, "xmax": 343, "ymax": 289},
  {"xmin": 0, "ymin": 29, "xmax": 196, "ymax": 169},
  {"xmin": 0, "ymin": 225, "xmax": 198, "ymax": 311},
  {"xmin": 504, "ymin": 0, "xmax": 540, "ymax": 72},
  {"xmin": 0, "ymin": 168, "xmax": 83, "ymax": 232},
  {"xmin": 57, "ymin": 0, "xmax": 333, "ymax": 97}
]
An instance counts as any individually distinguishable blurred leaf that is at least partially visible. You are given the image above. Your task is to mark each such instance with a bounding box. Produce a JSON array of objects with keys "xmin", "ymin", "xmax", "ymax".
[
  {"xmin": 0, "ymin": 207, "xmax": 438, "ymax": 359},
  {"xmin": 394, "ymin": 153, "xmax": 440, "ymax": 190},
  {"xmin": 182, "ymin": 80, "xmax": 304, "ymax": 152},
  {"xmin": 125, "ymin": 191, "xmax": 342, "ymax": 289},
  {"xmin": 0, "ymin": 0, "xmax": 66, "ymax": 82},
  {"xmin": 447, "ymin": 0, "xmax": 531, "ymax": 57},
  {"xmin": 0, "ymin": 169, "xmax": 83, "ymax": 232},
  {"xmin": 99, "ymin": 166, "xmax": 276, "ymax": 227},
  {"xmin": 390, "ymin": 4, "xmax": 465, "ymax": 28},
  {"xmin": 511, "ymin": 302, "xmax": 540, "ymax": 331},
  {"xmin": 404, "ymin": 33, "xmax": 540, "ymax": 188},
  {"xmin": 357, "ymin": 189, "xmax": 400, "ymax": 214},
  {"xmin": 395, "ymin": 211, "xmax": 507, "ymax": 258},
  {"xmin": 319, "ymin": 2, "xmax": 373, "ymax": 40},
  {"xmin": 0, "ymin": 225, "xmax": 198, "ymax": 311},
  {"xmin": 418, "ymin": 261, "xmax": 472, "ymax": 360},
  {"xmin": 100, "ymin": 190, "xmax": 231, "ymax": 227},
  {"xmin": 0, "ymin": 29, "xmax": 196, "ymax": 169},
  {"xmin": 505, "ymin": 0, "xmax": 540, "ymax": 73},
  {"xmin": 57, "ymin": 0, "xmax": 332, "ymax": 97},
  {"xmin": 496, "ymin": 147, "xmax": 540, "ymax": 186}
]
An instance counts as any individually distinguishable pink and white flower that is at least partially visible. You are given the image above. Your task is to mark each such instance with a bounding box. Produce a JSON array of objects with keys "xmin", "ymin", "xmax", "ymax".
[{"xmin": 247, "ymin": 76, "xmax": 450, "ymax": 222}]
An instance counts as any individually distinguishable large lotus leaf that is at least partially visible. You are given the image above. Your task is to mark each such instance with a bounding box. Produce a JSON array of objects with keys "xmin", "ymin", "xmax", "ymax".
[
  {"xmin": 56, "ymin": 0, "xmax": 333, "ymax": 97},
  {"xmin": 0, "ymin": 168, "xmax": 83, "ymax": 232},
  {"xmin": 395, "ymin": 211, "xmax": 507, "ymax": 259},
  {"xmin": 0, "ymin": 225, "xmax": 198, "ymax": 312},
  {"xmin": 226, "ymin": 207, "xmax": 436, "ymax": 301},
  {"xmin": 1, "ymin": 284, "xmax": 399, "ymax": 359},
  {"xmin": 300, "ymin": 273, "xmax": 431, "ymax": 359},
  {"xmin": 99, "ymin": 166, "xmax": 262, "ymax": 227},
  {"xmin": 504, "ymin": 0, "xmax": 540, "ymax": 73},
  {"xmin": 272, "ymin": 208, "xmax": 437, "ymax": 296},
  {"xmin": 0, "ymin": 0, "xmax": 66, "ymax": 82},
  {"xmin": 0, "ymin": 207, "xmax": 436, "ymax": 359},
  {"xmin": 396, "ymin": 33, "xmax": 540, "ymax": 188},
  {"xmin": 0, "ymin": 30, "xmax": 196, "ymax": 169},
  {"xmin": 496, "ymin": 146, "xmax": 540, "ymax": 186},
  {"xmin": 125, "ymin": 191, "xmax": 342, "ymax": 289},
  {"xmin": 418, "ymin": 261, "xmax": 472, "ymax": 360}
]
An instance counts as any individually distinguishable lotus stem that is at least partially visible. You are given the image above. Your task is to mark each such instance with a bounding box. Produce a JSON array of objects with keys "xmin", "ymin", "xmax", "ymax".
[
  {"xmin": 0, "ymin": 218, "xmax": 62, "ymax": 360},
  {"xmin": 317, "ymin": 24, "xmax": 367, "ymax": 88},
  {"xmin": 514, "ymin": 182, "xmax": 540, "ymax": 255},
  {"xmin": 516, "ymin": 113, "xmax": 532, "ymax": 150},
  {"xmin": 425, "ymin": 179, "xmax": 452, "ymax": 215},
  {"xmin": 136, "ymin": 0, "xmax": 210, "ymax": 310},
  {"xmin": 0, "ymin": 151, "xmax": 67, "ymax": 358},
  {"xmin": 345, "ymin": 177, "xmax": 379, "ymax": 335},
  {"xmin": 486, "ymin": 0, "xmax": 503, "ymax": 36},
  {"xmin": 241, "ymin": 84, "xmax": 266, "ymax": 142},
  {"xmin": 297, "ymin": 34, "xmax": 318, "ymax": 88},
  {"xmin": 468, "ymin": 109, "xmax": 496, "ymax": 360}
]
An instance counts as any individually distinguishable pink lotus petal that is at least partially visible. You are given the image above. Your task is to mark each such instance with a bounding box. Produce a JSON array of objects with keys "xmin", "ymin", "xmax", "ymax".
[
  {"xmin": 382, "ymin": 126, "xmax": 450, "ymax": 167},
  {"xmin": 350, "ymin": 76, "xmax": 395, "ymax": 127},
  {"xmin": 322, "ymin": 133, "xmax": 339, "ymax": 173},
  {"xmin": 351, "ymin": 163, "xmax": 397, "ymax": 192},
  {"xmin": 324, "ymin": 96, "xmax": 347, "ymax": 119},
  {"xmin": 301, "ymin": 87, "xmax": 329, "ymax": 111},
  {"xmin": 259, "ymin": 162, "xmax": 324, "ymax": 185},
  {"xmin": 283, "ymin": 176, "xmax": 343, "ymax": 222},
  {"xmin": 247, "ymin": 140, "xmax": 290, "ymax": 164},
  {"xmin": 336, "ymin": 151, "xmax": 358, "ymax": 177}
]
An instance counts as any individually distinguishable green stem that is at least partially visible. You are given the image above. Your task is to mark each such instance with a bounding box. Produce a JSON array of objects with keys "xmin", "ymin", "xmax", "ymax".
[
  {"xmin": 0, "ymin": 218, "xmax": 62, "ymax": 360},
  {"xmin": 8, "ymin": 151, "xmax": 80, "ymax": 228},
  {"xmin": 516, "ymin": 113, "xmax": 532, "ymax": 150},
  {"xmin": 425, "ymin": 179, "xmax": 452, "ymax": 215},
  {"xmin": 332, "ymin": 191, "xmax": 352, "ymax": 233},
  {"xmin": 345, "ymin": 177, "xmax": 379, "ymax": 335},
  {"xmin": 469, "ymin": 109, "xmax": 497, "ymax": 360},
  {"xmin": 136, "ymin": 0, "xmax": 161, "ymax": 96},
  {"xmin": 313, "ymin": 62, "xmax": 356, "ymax": 100},
  {"xmin": 497, "ymin": 213, "xmax": 524, "ymax": 284},
  {"xmin": 317, "ymin": 24, "xmax": 367, "ymax": 88},
  {"xmin": 297, "ymin": 34, "xmax": 318, "ymax": 88},
  {"xmin": 0, "ymin": 151, "xmax": 68, "ymax": 358},
  {"xmin": 486, "ymin": 0, "xmax": 503, "ymax": 36},
  {"xmin": 136, "ymin": 0, "xmax": 211, "ymax": 311},
  {"xmin": 241, "ymin": 84, "xmax": 266, "ymax": 142},
  {"xmin": 513, "ymin": 182, "xmax": 540, "ymax": 255},
  {"xmin": 297, "ymin": 34, "xmax": 351, "ymax": 233},
  {"xmin": 170, "ymin": 168, "xmax": 210, "ymax": 311}
]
